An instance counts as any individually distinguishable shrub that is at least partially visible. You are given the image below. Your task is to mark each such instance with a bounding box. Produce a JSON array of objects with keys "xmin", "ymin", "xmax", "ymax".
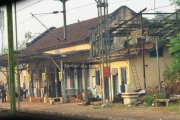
[{"xmin": 144, "ymin": 95, "xmax": 154, "ymax": 106}]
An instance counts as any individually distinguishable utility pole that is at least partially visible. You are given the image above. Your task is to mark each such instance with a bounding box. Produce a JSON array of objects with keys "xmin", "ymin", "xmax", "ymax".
[
  {"xmin": 155, "ymin": 37, "xmax": 161, "ymax": 94},
  {"xmin": 7, "ymin": 2, "xmax": 16, "ymax": 116},
  {"xmin": 60, "ymin": 0, "xmax": 68, "ymax": 40},
  {"xmin": 0, "ymin": 9, "xmax": 4, "ymax": 54},
  {"xmin": 55, "ymin": 66, "xmax": 58, "ymax": 97},
  {"xmin": 95, "ymin": 0, "xmax": 109, "ymax": 102},
  {"xmin": 61, "ymin": 60, "xmax": 67, "ymax": 103},
  {"xmin": 14, "ymin": 1, "xmax": 21, "ymax": 111},
  {"xmin": 140, "ymin": 13, "xmax": 146, "ymax": 89}
]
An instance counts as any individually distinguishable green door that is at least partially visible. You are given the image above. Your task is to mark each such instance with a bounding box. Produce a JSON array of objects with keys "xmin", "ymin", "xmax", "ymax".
[
  {"xmin": 121, "ymin": 68, "xmax": 127, "ymax": 93},
  {"xmin": 113, "ymin": 75, "xmax": 118, "ymax": 96},
  {"xmin": 77, "ymin": 68, "xmax": 82, "ymax": 92},
  {"xmin": 104, "ymin": 77, "xmax": 109, "ymax": 99}
]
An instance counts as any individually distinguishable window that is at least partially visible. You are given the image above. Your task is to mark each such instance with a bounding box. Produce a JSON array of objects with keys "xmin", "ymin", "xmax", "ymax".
[
  {"xmin": 149, "ymin": 47, "xmax": 163, "ymax": 57},
  {"xmin": 96, "ymin": 70, "xmax": 100, "ymax": 85}
]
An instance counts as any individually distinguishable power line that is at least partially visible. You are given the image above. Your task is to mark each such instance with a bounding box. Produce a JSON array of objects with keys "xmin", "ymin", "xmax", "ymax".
[
  {"xmin": 146, "ymin": 4, "xmax": 174, "ymax": 12},
  {"xmin": 16, "ymin": 0, "xmax": 44, "ymax": 12},
  {"xmin": 67, "ymin": 0, "xmax": 130, "ymax": 11},
  {"xmin": 18, "ymin": 16, "xmax": 33, "ymax": 25},
  {"xmin": 17, "ymin": 1, "xmax": 174, "ymax": 26},
  {"xmin": 2, "ymin": 0, "xmax": 44, "ymax": 19}
]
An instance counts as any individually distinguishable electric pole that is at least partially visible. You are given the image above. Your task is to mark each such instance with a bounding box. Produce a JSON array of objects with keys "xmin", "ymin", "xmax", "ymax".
[
  {"xmin": 14, "ymin": 1, "xmax": 21, "ymax": 111},
  {"xmin": 7, "ymin": 2, "xmax": 16, "ymax": 116},
  {"xmin": 95, "ymin": 0, "xmax": 109, "ymax": 102},
  {"xmin": 60, "ymin": 0, "xmax": 68, "ymax": 40}
]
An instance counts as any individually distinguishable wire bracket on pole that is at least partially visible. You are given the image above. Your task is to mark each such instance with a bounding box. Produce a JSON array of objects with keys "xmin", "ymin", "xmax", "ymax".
[{"xmin": 31, "ymin": 13, "xmax": 62, "ymax": 41}]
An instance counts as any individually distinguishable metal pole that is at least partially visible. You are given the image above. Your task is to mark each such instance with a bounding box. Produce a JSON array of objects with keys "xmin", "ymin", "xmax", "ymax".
[
  {"xmin": 55, "ymin": 66, "xmax": 58, "ymax": 97},
  {"xmin": 60, "ymin": 0, "xmax": 68, "ymax": 40},
  {"xmin": 14, "ymin": 1, "xmax": 21, "ymax": 111},
  {"xmin": 44, "ymin": 66, "xmax": 47, "ymax": 97},
  {"xmin": 95, "ymin": 0, "xmax": 103, "ymax": 103},
  {"xmin": 61, "ymin": 60, "xmax": 67, "ymax": 102},
  {"xmin": 154, "ymin": 0, "xmax": 156, "ymax": 13},
  {"xmin": 7, "ymin": 2, "xmax": 16, "ymax": 116},
  {"xmin": 142, "ymin": 40, "xmax": 146, "ymax": 89},
  {"xmin": 155, "ymin": 37, "xmax": 161, "ymax": 94},
  {"xmin": 0, "ymin": 9, "xmax": 4, "ymax": 54},
  {"xmin": 6, "ymin": 67, "xmax": 10, "ymax": 98},
  {"xmin": 84, "ymin": 66, "xmax": 88, "ymax": 102},
  {"xmin": 31, "ymin": 13, "xmax": 61, "ymax": 41},
  {"xmin": 141, "ymin": 13, "xmax": 146, "ymax": 89}
]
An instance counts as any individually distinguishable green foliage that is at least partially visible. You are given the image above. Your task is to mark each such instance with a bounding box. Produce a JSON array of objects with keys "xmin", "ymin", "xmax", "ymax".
[
  {"xmin": 164, "ymin": 34, "xmax": 180, "ymax": 81},
  {"xmin": 170, "ymin": 0, "xmax": 180, "ymax": 6},
  {"xmin": 163, "ymin": 67, "xmax": 176, "ymax": 81},
  {"xmin": 25, "ymin": 31, "xmax": 32, "ymax": 39},
  {"xmin": 155, "ymin": 94, "xmax": 166, "ymax": 99},
  {"xmin": 153, "ymin": 11, "xmax": 169, "ymax": 20},
  {"xmin": 144, "ymin": 95, "xmax": 154, "ymax": 106}
]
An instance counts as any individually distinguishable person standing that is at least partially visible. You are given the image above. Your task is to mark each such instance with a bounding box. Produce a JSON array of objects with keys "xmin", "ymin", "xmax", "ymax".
[{"xmin": 1, "ymin": 86, "xmax": 6, "ymax": 103}]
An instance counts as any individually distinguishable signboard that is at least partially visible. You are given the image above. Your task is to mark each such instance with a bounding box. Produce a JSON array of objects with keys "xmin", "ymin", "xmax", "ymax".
[
  {"xmin": 42, "ymin": 73, "xmax": 46, "ymax": 81},
  {"xmin": 58, "ymin": 72, "xmax": 62, "ymax": 81},
  {"xmin": 103, "ymin": 67, "xmax": 110, "ymax": 78}
]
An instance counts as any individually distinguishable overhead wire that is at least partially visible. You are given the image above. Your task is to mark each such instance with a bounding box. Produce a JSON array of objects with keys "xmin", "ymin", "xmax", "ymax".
[
  {"xmin": 16, "ymin": 0, "xmax": 44, "ymax": 12},
  {"xmin": 17, "ymin": 0, "xmax": 130, "ymax": 25},
  {"xmin": 146, "ymin": 4, "xmax": 174, "ymax": 12},
  {"xmin": 18, "ymin": 0, "xmax": 174, "ymax": 25}
]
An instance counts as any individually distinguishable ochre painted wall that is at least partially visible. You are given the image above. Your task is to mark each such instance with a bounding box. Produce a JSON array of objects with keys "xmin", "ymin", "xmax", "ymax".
[
  {"xmin": 129, "ymin": 47, "xmax": 172, "ymax": 89},
  {"xmin": 89, "ymin": 61, "xmax": 130, "ymax": 98},
  {"xmin": 44, "ymin": 43, "xmax": 91, "ymax": 55},
  {"xmin": 0, "ymin": 67, "xmax": 7, "ymax": 84},
  {"xmin": 88, "ymin": 47, "xmax": 171, "ymax": 98}
]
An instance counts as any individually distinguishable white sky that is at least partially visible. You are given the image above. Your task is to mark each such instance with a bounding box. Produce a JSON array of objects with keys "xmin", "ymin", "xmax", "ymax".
[{"xmin": 0, "ymin": 0, "xmax": 177, "ymax": 51}]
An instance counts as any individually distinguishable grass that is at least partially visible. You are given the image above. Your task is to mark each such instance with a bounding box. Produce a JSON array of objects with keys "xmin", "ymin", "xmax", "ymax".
[
  {"xmin": 92, "ymin": 105, "xmax": 104, "ymax": 109},
  {"xmin": 91, "ymin": 102, "xmax": 180, "ymax": 114},
  {"xmin": 164, "ymin": 103, "xmax": 180, "ymax": 114}
]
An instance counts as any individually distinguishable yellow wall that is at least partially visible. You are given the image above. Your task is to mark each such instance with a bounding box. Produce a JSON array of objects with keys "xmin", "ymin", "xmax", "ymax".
[
  {"xmin": 129, "ymin": 48, "xmax": 172, "ymax": 89},
  {"xmin": 88, "ymin": 47, "xmax": 171, "ymax": 98},
  {"xmin": 44, "ymin": 43, "xmax": 91, "ymax": 55},
  {"xmin": 0, "ymin": 67, "xmax": 7, "ymax": 84},
  {"xmin": 89, "ymin": 61, "xmax": 129, "ymax": 98}
]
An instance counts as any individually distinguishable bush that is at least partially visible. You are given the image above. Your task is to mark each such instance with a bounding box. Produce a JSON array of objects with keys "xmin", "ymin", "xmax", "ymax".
[
  {"xmin": 144, "ymin": 95, "xmax": 154, "ymax": 106},
  {"xmin": 155, "ymin": 94, "xmax": 165, "ymax": 99}
]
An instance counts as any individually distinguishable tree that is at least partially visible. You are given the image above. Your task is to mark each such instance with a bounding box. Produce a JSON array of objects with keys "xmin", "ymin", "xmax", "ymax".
[
  {"xmin": 170, "ymin": 0, "xmax": 180, "ymax": 6},
  {"xmin": 153, "ymin": 11, "xmax": 169, "ymax": 21},
  {"xmin": 18, "ymin": 31, "xmax": 32, "ymax": 50},
  {"xmin": 170, "ymin": 0, "xmax": 180, "ymax": 10},
  {"xmin": 164, "ymin": 34, "xmax": 180, "ymax": 81}
]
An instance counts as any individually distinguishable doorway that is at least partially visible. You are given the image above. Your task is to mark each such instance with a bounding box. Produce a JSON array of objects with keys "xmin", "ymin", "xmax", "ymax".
[
  {"xmin": 113, "ymin": 75, "xmax": 118, "ymax": 96},
  {"xmin": 120, "ymin": 68, "xmax": 127, "ymax": 93},
  {"xmin": 77, "ymin": 68, "xmax": 82, "ymax": 92},
  {"xmin": 104, "ymin": 77, "xmax": 109, "ymax": 99}
]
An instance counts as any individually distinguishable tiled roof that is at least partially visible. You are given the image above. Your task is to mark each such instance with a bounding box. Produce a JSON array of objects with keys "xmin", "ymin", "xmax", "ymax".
[{"xmin": 26, "ymin": 17, "xmax": 98, "ymax": 52}]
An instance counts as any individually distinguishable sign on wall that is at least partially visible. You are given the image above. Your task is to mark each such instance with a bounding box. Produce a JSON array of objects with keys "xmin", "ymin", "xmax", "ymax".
[
  {"xmin": 42, "ymin": 73, "xmax": 46, "ymax": 81},
  {"xmin": 58, "ymin": 72, "xmax": 62, "ymax": 81},
  {"xmin": 103, "ymin": 66, "xmax": 110, "ymax": 78}
]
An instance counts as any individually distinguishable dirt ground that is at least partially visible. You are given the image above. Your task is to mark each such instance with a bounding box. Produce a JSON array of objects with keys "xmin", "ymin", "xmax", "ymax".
[{"xmin": 0, "ymin": 100, "xmax": 180, "ymax": 120}]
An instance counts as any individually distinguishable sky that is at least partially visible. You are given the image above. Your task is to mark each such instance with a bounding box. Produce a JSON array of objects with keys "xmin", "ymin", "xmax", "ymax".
[{"xmin": 0, "ymin": 0, "xmax": 177, "ymax": 52}]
